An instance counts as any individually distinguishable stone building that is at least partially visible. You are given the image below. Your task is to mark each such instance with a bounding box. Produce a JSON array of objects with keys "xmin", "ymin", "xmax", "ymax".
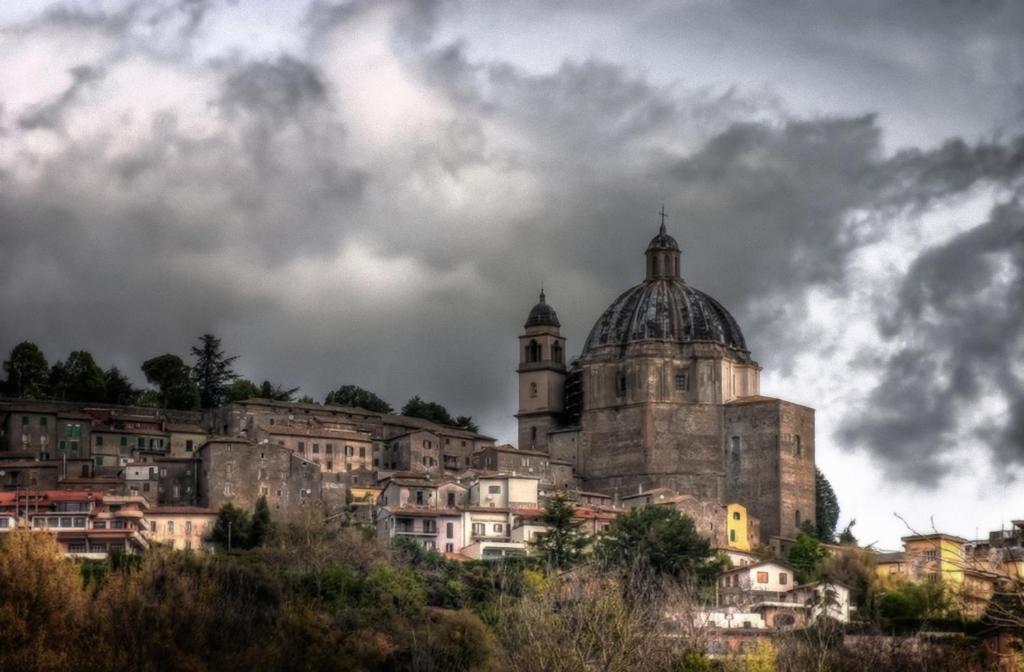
[
  {"xmin": 517, "ymin": 223, "xmax": 816, "ymax": 541},
  {"xmin": 207, "ymin": 398, "xmax": 495, "ymax": 474},
  {"xmin": 197, "ymin": 438, "xmax": 321, "ymax": 512}
]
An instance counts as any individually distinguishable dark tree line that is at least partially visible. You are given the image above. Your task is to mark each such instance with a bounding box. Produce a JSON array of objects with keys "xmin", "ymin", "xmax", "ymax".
[
  {"xmin": 4, "ymin": 339, "xmax": 480, "ymax": 429},
  {"xmin": 2, "ymin": 336, "xmax": 300, "ymax": 411}
]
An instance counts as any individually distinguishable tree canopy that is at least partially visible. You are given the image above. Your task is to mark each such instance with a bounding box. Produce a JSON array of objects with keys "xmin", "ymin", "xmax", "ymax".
[
  {"xmin": 2, "ymin": 341, "xmax": 49, "ymax": 398},
  {"xmin": 596, "ymin": 505, "xmax": 717, "ymax": 580},
  {"xmin": 190, "ymin": 334, "xmax": 238, "ymax": 409},
  {"xmin": 141, "ymin": 354, "xmax": 199, "ymax": 410},
  {"xmin": 815, "ymin": 468, "xmax": 840, "ymax": 542},
  {"xmin": 529, "ymin": 494, "xmax": 588, "ymax": 570},
  {"xmin": 49, "ymin": 351, "xmax": 106, "ymax": 402},
  {"xmin": 326, "ymin": 384, "xmax": 394, "ymax": 413},
  {"xmin": 788, "ymin": 532, "xmax": 828, "ymax": 584},
  {"xmin": 401, "ymin": 395, "xmax": 456, "ymax": 426}
]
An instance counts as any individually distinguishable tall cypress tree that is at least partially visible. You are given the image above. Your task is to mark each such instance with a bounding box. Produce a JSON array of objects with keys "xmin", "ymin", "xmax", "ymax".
[
  {"xmin": 815, "ymin": 468, "xmax": 840, "ymax": 542},
  {"xmin": 190, "ymin": 334, "xmax": 238, "ymax": 409}
]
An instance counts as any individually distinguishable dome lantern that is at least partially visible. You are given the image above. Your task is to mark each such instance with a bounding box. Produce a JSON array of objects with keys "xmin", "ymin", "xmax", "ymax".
[{"xmin": 646, "ymin": 207, "xmax": 681, "ymax": 280}]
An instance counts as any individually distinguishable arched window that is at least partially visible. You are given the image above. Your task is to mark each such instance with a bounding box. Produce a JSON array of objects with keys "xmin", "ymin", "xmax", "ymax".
[
  {"xmin": 795, "ymin": 509, "xmax": 801, "ymax": 528},
  {"xmin": 616, "ymin": 371, "xmax": 627, "ymax": 397},
  {"xmin": 552, "ymin": 342, "xmax": 563, "ymax": 364},
  {"xmin": 529, "ymin": 382, "xmax": 538, "ymax": 398},
  {"xmin": 526, "ymin": 340, "xmax": 541, "ymax": 363}
]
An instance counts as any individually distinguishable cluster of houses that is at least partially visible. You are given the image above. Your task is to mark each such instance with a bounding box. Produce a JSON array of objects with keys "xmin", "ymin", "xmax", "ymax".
[{"xmin": 2, "ymin": 397, "xmax": 1022, "ymax": 636}]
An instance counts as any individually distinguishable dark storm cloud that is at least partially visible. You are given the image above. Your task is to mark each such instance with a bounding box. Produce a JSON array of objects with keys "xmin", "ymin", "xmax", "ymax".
[
  {"xmin": 0, "ymin": 0, "xmax": 1022, "ymax": 485},
  {"xmin": 839, "ymin": 202, "xmax": 1024, "ymax": 485}
]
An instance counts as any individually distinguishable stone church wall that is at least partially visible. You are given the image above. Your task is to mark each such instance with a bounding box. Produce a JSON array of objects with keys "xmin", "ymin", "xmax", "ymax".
[{"xmin": 723, "ymin": 399, "xmax": 815, "ymax": 542}]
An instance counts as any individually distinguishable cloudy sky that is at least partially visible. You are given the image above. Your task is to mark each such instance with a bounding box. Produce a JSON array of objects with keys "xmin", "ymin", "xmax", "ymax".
[{"xmin": 1, "ymin": 0, "xmax": 1022, "ymax": 548}]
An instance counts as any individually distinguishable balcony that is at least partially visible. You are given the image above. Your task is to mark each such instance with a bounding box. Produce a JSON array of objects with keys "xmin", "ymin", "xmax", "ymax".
[{"xmin": 395, "ymin": 528, "xmax": 438, "ymax": 537}]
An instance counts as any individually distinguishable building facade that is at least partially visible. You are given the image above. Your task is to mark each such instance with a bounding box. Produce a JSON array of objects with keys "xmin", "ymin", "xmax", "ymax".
[{"xmin": 518, "ymin": 223, "xmax": 816, "ymax": 541}]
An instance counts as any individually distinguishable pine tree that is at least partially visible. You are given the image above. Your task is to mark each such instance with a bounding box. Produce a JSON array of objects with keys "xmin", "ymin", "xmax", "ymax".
[
  {"xmin": 815, "ymin": 468, "xmax": 840, "ymax": 542},
  {"xmin": 530, "ymin": 494, "xmax": 588, "ymax": 570},
  {"xmin": 190, "ymin": 334, "xmax": 238, "ymax": 409},
  {"xmin": 248, "ymin": 496, "xmax": 274, "ymax": 548}
]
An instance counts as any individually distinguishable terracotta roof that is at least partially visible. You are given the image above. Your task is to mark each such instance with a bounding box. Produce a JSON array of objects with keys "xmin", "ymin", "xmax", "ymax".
[
  {"xmin": 92, "ymin": 427, "xmax": 168, "ymax": 436},
  {"xmin": 148, "ymin": 507, "xmax": 217, "ymax": 515},
  {"xmin": 382, "ymin": 478, "xmax": 439, "ymax": 488},
  {"xmin": 0, "ymin": 490, "xmax": 100, "ymax": 504},
  {"xmin": 721, "ymin": 560, "xmax": 795, "ymax": 575},
  {"xmin": 258, "ymin": 424, "xmax": 373, "ymax": 441},
  {"xmin": 382, "ymin": 507, "xmax": 448, "ymax": 517},
  {"xmin": 163, "ymin": 423, "xmax": 205, "ymax": 433}
]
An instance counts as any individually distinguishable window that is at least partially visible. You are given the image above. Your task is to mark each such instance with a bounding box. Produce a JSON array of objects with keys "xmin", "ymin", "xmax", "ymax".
[
  {"xmin": 552, "ymin": 342, "xmax": 563, "ymax": 363},
  {"xmin": 68, "ymin": 542, "xmax": 86, "ymax": 553},
  {"xmin": 326, "ymin": 444, "xmax": 333, "ymax": 454},
  {"xmin": 472, "ymin": 523, "xmax": 485, "ymax": 536},
  {"xmin": 616, "ymin": 371, "xmax": 627, "ymax": 396},
  {"xmin": 359, "ymin": 446, "xmax": 365, "ymax": 458},
  {"xmin": 121, "ymin": 436, "xmax": 128, "ymax": 447},
  {"xmin": 137, "ymin": 437, "xmax": 145, "ymax": 449},
  {"xmin": 525, "ymin": 340, "xmax": 541, "ymax": 363},
  {"xmin": 313, "ymin": 443, "xmax": 320, "ymax": 454},
  {"xmin": 756, "ymin": 572, "xmax": 769, "ymax": 584},
  {"xmin": 167, "ymin": 521, "xmax": 175, "ymax": 534},
  {"xmin": 729, "ymin": 529, "xmax": 736, "ymax": 542},
  {"xmin": 794, "ymin": 435, "xmax": 802, "ymax": 457},
  {"xmin": 95, "ymin": 521, "xmax": 107, "ymax": 529},
  {"xmin": 95, "ymin": 436, "xmax": 103, "ymax": 447},
  {"xmin": 446, "ymin": 522, "xmax": 454, "ymax": 538},
  {"xmin": 185, "ymin": 440, "xmax": 193, "ymax": 452},
  {"xmin": 493, "ymin": 523, "xmax": 503, "ymax": 533},
  {"xmin": 779, "ymin": 573, "xmax": 788, "ymax": 585},
  {"xmin": 21, "ymin": 415, "xmax": 29, "ymax": 426},
  {"xmin": 416, "ymin": 490, "xmax": 424, "ymax": 505},
  {"xmin": 346, "ymin": 445, "xmax": 354, "ymax": 457},
  {"xmin": 447, "ymin": 492, "xmax": 456, "ymax": 507},
  {"xmin": 298, "ymin": 441, "xmax": 305, "ymax": 452},
  {"xmin": 487, "ymin": 485, "xmax": 501, "ymax": 495},
  {"xmin": 529, "ymin": 382, "xmax": 538, "ymax": 398},
  {"xmin": 445, "ymin": 543, "xmax": 454, "ymax": 553},
  {"xmin": 40, "ymin": 416, "xmax": 48, "ymax": 427},
  {"xmin": 795, "ymin": 510, "xmax": 801, "ymax": 527},
  {"xmin": 731, "ymin": 436, "xmax": 740, "ymax": 454},
  {"xmin": 674, "ymin": 369, "xmax": 688, "ymax": 392}
]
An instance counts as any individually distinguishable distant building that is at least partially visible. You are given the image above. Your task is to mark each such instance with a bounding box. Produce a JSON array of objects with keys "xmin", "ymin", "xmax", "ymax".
[
  {"xmin": 715, "ymin": 560, "xmax": 850, "ymax": 628},
  {"xmin": 0, "ymin": 490, "xmax": 149, "ymax": 557},
  {"xmin": 875, "ymin": 533, "xmax": 999, "ymax": 620},
  {"xmin": 145, "ymin": 507, "xmax": 216, "ymax": 551},
  {"xmin": 198, "ymin": 438, "xmax": 321, "ymax": 513},
  {"xmin": 517, "ymin": 224, "xmax": 816, "ymax": 542}
]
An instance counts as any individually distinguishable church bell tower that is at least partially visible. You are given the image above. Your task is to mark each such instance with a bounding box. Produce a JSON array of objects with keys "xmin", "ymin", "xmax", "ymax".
[{"xmin": 516, "ymin": 289, "xmax": 566, "ymax": 452}]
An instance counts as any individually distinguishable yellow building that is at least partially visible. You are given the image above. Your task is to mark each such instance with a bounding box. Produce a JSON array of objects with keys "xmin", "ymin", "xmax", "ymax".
[
  {"xmin": 726, "ymin": 503, "xmax": 751, "ymax": 552},
  {"xmin": 145, "ymin": 507, "xmax": 217, "ymax": 551},
  {"xmin": 876, "ymin": 533, "xmax": 998, "ymax": 620}
]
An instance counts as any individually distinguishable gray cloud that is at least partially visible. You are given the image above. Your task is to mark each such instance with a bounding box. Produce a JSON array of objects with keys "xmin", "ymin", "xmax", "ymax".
[
  {"xmin": 0, "ymin": 0, "xmax": 1022, "ymax": 488},
  {"xmin": 839, "ymin": 201, "xmax": 1024, "ymax": 485}
]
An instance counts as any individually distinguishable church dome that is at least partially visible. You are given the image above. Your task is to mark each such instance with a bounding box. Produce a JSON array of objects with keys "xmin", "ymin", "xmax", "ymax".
[
  {"xmin": 524, "ymin": 290, "xmax": 561, "ymax": 329},
  {"xmin": 581, "ymin": 279, "xmax": 747, "ymax": 354}
]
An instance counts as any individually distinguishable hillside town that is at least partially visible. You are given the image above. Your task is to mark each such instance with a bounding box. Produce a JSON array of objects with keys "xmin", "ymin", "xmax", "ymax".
[{"xmin": 1, "ymin": 227, "xmax": 1023, "ymax": 669}]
